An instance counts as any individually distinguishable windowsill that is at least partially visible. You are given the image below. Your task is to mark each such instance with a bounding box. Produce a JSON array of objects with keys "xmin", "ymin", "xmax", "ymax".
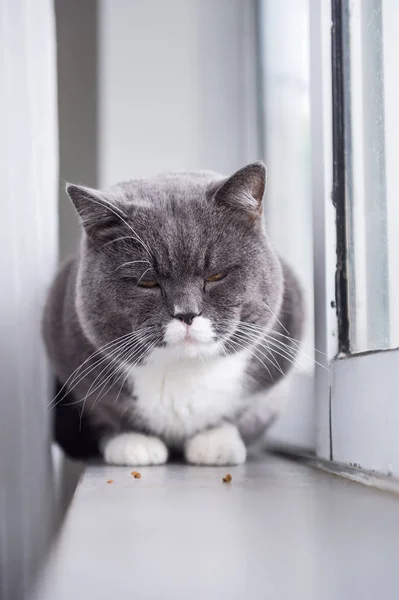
[
  {"xmin": 32, "ymin": 452, "xmax": 399, "ymax": 600},
  {"xmin": 269, "ymin": 446, "xmax": 399, "ymax": 495}
]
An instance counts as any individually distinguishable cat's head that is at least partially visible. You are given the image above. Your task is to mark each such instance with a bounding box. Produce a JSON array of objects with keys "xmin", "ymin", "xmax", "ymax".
[{"xmin": 67, "ymin": 163, "xmax": 283, "ymax": 362}]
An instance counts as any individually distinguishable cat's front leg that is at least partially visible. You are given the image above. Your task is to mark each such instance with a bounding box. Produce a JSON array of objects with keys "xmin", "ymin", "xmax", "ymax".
[
  {"xmin": 184, "ymin": 423, "xmax": 246, "ymax": 466},
  {"xmin": 101, "ymin": 432, "xmax": 168, "ymax": 466}
]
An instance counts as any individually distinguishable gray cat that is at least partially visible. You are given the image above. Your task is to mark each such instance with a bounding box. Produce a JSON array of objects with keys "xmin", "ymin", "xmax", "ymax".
[{"xmin": 43, "ymin": 162, "xmax": 304, "ymax": 466}]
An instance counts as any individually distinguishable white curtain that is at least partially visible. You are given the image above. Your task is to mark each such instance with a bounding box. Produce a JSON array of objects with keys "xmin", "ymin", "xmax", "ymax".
[{"xmin": 0, "ymin": 1, "xmax": 58, "ymax": 598}]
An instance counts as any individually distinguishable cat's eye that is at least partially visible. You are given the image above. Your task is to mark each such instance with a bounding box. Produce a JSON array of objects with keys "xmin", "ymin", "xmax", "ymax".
[
  {"xmin": 137, "ymin": 280, "xmax": 158, "ymax": 288},
  {"xmin": 205, "ymin": 273, "xmax": 226, "ymax": 283}
]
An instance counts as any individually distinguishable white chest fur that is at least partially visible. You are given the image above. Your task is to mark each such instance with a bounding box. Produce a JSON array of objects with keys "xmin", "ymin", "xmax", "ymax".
[{"xmin": 129, "ymin": 348, "xmax": 250, "ymax": 443}]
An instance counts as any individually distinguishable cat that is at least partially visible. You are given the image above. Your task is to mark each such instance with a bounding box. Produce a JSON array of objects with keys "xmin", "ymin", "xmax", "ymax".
[{"xmin": 43, "ymin": 162, "xmax": 304, "ymax": 466}]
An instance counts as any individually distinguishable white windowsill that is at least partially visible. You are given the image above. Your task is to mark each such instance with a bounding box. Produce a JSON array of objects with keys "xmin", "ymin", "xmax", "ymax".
[{"xmin": 32, "ymin": 452, "xmax": 399, "ymax": 600}]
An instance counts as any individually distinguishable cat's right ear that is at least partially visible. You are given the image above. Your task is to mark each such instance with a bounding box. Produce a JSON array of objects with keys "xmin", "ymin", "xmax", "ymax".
[
  {"xmin": 213, "ymin": 162, "xmax": 266, "ymax": 222},
  {"xmin": 66, "ymin": 184, "xmax": 127, "ymax": 243}
]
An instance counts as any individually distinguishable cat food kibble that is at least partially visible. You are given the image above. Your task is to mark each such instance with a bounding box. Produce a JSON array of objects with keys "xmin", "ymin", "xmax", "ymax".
[
  {"xmin": 222, "ymin": 474, "xmax": 232, "ymax": 483},
  {"xmin": 106, "ymin": 479, "xmax": 114, "ymax": 484},
  {"xmin": 131, "ymin": 471, "xmax": 142, "ymax": 479}
]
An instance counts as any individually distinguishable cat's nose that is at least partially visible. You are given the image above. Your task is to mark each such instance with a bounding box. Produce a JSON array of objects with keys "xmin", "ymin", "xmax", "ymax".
[{"xmin": 174, "ymin": 312, "xmax": 199, "ymax": 326}]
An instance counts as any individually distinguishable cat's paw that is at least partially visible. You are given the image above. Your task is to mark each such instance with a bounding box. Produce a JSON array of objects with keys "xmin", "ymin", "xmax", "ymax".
[
  {"xmin": 184, "ymin": 423, "xmax": 246, "ymax": 466},
  {"xmin": 101, "ymin": 433, "xmax": 168, "ymax": 466}
]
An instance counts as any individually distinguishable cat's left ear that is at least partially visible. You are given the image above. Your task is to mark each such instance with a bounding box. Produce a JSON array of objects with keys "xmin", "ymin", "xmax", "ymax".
[{"xmin": 213, "ymin": 162, "xmax": 266, "ymax": 221}]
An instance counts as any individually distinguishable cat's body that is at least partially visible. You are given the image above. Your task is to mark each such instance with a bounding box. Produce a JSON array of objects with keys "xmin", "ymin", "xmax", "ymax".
[{"xmin": 43, "ymin": 164, "xmax": 304, "ymax": 466}]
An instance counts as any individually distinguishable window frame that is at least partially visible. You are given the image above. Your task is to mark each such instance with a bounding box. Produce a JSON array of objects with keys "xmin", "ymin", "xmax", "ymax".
[
  {"xmin": 312, "ymin": 0, "xmax": 399, "ymax": 475},
  {"xmin": 306, "ymin": 0, "xmax": 339, "ymax": 461}
]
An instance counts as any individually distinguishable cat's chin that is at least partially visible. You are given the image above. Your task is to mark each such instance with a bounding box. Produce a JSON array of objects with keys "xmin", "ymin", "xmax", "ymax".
[
  {"xmin": 156, "ymin": 340, "xmax": 222, "ymax": 361},
  {"xmin": 178, "ymin": 340, "xmax": 221, "ymax": 359}
]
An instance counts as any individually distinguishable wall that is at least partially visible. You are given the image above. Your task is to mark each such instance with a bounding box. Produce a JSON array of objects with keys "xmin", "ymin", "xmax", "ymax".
[
  {"xmin": 55, "ymin": 0, "xmax": 98, "ymax": 260},
  {"xmin": 98, "ymin": 0, "xmax": 259, "ymax": 187},
  {"xmin": 0, "ymin": 2, "xmax": 59, "ymax": 598}
]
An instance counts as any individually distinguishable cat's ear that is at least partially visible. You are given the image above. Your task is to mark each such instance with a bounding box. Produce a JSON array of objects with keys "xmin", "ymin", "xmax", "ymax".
[
  {"xmin": 213, "ymin": 162, "xmax": 266, "ymax": 220},
  {"xmin": 66, "ymin": 183, "xmax": 127, "ymax": 243}
]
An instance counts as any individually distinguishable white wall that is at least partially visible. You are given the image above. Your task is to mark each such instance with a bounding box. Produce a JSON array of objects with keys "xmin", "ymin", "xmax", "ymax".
[
  {"xmin": 98, "ymin": 0, "xmax": 259, "ymax": 186},
  {"xmin": 0, "ymin": 1, "xmax": 59, "ymax": 597}
]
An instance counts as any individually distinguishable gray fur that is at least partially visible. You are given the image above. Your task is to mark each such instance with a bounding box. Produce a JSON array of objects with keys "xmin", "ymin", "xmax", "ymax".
[{"xmin": 43, "ymin": 163, "xmax": 304, "ymax": 457}]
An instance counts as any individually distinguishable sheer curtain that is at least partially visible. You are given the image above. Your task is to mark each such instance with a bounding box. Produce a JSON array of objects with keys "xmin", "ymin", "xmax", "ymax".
[{"xmin": 0, "ymin": 1, "xmax": 58, "ymax": 598}]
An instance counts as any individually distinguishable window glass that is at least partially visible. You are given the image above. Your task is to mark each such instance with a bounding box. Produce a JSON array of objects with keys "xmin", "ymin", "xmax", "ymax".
[{"xmin": 344, "ymin": 0, "xmax": 399, "ymax": 351}]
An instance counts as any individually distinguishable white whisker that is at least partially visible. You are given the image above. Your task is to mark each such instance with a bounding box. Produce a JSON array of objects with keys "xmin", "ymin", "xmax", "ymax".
[
  {"xmin": 262, "ymin": 300, "xmax": 290, "ymax": 335},
  {"xmin": 82, "ymin": 195, "xmax": 153, "ymax": 257},
  {"xmin": 221, "ymin": 318, "xmax": 328, "ymax": 370},
  {"xmin": 88, "ymin": 329, "xmax": 160, "ymax": 404},
  {"xmin": 103, "ymin": 235, "xmax": 145, "ymax": 248},
  {"xmin": 47, "ymin": 331, "xmax": 139, "ymax": 409},
  {"xmin": 264, "ymin": 332, "xmax": 328, "ymax": 371},
  {"xmin": 235, "ymin": 325, "xmax": 318, "ymax": 374},
  {"xmin": 82, "ymin": 339, "xmax": 144, "ymax": 406},
  {"xmin": 115, "ymin": 260, "xmax": 152, "ymax": 272},
  {"xmin": 92, "ymin": 336, "xmax": 162, "ymax": 411},
  {"xmin": 81, "ymin": 328, "xmax": 159, "ymax": 402},
  {"xmin": 234, "ymin": 326, "xmax": 305, "ymax": 374},
  {"xmin": 231, "ymin": 325, "xmax": 280, "ymax": 369},
  {"xmin": 232, "ymin": 330, "xmax": 285, "ymax": 377},
  {"xmin": 137, "ymin": 267, "xmax": 152, "ymax": 285},
  {"xmin": 48, "ymin": 327, "xmax": 157, "ymax": 409},
  {"xmin": 230, "ymin": 319, "xmax": 327, "ymax": 358},
  {"xmin": 112, "ymin": 337, "xmax": 162, "ymax": 407},
  {"xmin": 70, "ymin": 329, "xmax": 155, "ymax": 390},
  {"xmin": 224, "ymin": 336, "xmax": 273, "ymax": 380}
]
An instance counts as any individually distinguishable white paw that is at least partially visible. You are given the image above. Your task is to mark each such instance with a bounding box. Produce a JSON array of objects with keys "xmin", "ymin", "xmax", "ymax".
[
  {"xmin": 184, "ymin": 423, "xmax": 246, "ymax": 466},
  {"xmin": 101, "ymin": 433, "xmax": 168, "ymax": 466}
]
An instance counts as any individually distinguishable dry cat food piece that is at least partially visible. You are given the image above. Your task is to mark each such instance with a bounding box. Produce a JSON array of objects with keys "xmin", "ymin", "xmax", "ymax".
[
  {"xmin": 106, "ymin": 479, "xmax": 114, "ymax": 484},
  {"xmin": 131, "ymin": 471, "xmax": 142, "ymax": 479},
  {"xmin": 222, "ymin": 474, "xmax": 232, "ymax": 483}
]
